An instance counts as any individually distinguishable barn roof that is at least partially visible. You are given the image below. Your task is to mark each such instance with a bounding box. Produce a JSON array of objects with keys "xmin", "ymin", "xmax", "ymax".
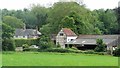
[
  {"xmin": 66, "ymin": 35, "xmax": 120, "ymax": 46},
  {"xmin": 77, "ymin": 35, "xmax": 119, "ymax": 39},
  {"xmin": 66, "ymin": 39, "xmax": 116, "ymax": 46}
]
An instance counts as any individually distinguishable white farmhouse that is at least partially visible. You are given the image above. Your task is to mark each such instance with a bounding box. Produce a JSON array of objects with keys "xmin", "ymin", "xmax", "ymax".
[{"xmin": 14, "ymin": 29, "xmax": 41, "ymax": 39}]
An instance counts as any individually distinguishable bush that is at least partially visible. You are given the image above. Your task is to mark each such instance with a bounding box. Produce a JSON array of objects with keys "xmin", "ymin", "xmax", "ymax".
[
  {"xmin": 94, "ymin": 39, "xmax": 106, "ymax": 52},
  {"xmin": 83, "ymin": 50, "xmax": 95, "ymax": 54},
  {"xmin": 39, "ymin": 48, "xmax": 74, "ymax": 53},
  {"xmin": 57, "ymin": 44, "xmax": 61, "ymax": 48},
  {"xmin": 71, "ymin": 46, "xmax": 78, "ymax": 50},
  {"xmin": 22, "ymin": 44, "xmax": 29, "ymax": 49},
  {"xmin": 40, "ymin": 43, "xmax": 51, "ymax": 50},
  {"xmin": 2, "ymin": 39, "xmax": 15, "ymax": 51},
  {"xmin": 23, "ymin": 48, "xmax": 38, "ymax": 51},
  {"xmin": 113, "ymin": 48, "xmax": 120, "ymax": 57},
  {"xmin": 15, "ymin": 39, "xmax": 37, "ymax": 47}
]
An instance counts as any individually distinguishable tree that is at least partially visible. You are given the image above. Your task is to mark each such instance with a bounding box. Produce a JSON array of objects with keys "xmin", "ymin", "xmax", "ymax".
[
  {"xmin": 2, "ymin": 16, "xmax": 24, "ymax": 28},
  {"xmin": 2, "ymin": 39, "xmax": 15, "ymax": 51},
  {"xmin": 2, "ymin": 23, "xmax": 15, "ymax": 51},
  {"xmin": 94, "ymin": 9, "xmax": 118, "ymax": 34},
  {"xmin": 60, "ymin": 16, "xmax": 75, "ymax": 29},
  {"xmin": 94, "ymin": 39, "xmax": 106, "ymax": 52},
  {"xmin": 47, "ymin": 2, "xmax": 97, "ymax": 34},
  {"xmin": 31, "ymin": 4, "xmax": 48, "ymax": 30},
  {"xmin": 2, "ymin": 23, "xmax": 14, "ymax": 39},
  {"xmin": 21, "ymin": 10, "xmax": 37, "ymax": 29},
  {"xmin": 37, "ymin": 35, "xmax": 53, "ymax": 50}
]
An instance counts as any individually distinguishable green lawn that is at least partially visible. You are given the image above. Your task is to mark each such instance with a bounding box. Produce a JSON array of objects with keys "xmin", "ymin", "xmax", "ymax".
[
  {"xmin": 2, "ymin": 52, "xmax": 118, "ymax": 66},
  {"xmin": 0, "ymin": 52, "xmax": 2, "ymax": 67}
]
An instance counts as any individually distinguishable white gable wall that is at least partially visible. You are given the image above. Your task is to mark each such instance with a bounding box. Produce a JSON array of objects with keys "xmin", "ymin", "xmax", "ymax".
[{"xmin": 67, "ymin": 36, "xmax": 77, "ymax": 42}]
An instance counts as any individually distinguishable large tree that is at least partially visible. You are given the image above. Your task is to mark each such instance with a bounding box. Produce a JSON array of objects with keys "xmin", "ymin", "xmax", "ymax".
[
  {"xmin": 2, "ymin": 16, "xmax": 24, "ymax": 29},
  {"xmin": 47, "ymin": 2, "xmax": 100, "ymax": 35},
  {"xmin": 31, "ymin": 4, "xmax": 48, "ymax": 30},
  {"xmin": 2, "ymin": 23, "xmax": 15, "ymax": 51}
]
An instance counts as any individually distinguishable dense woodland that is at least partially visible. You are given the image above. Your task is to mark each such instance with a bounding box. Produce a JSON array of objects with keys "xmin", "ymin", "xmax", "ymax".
[
  {"xmin": 1, "ymin": 2, "xmax": 119, "ymax": 36},
  {"xmin": 1, "ymin": 2, "xmax": 120, "ymax": 51}
]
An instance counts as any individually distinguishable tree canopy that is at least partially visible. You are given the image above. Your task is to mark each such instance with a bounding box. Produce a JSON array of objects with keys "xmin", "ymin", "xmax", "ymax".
[{"xmin": 1, "ymin": 2, "xmax": 119, "ymax": 36}]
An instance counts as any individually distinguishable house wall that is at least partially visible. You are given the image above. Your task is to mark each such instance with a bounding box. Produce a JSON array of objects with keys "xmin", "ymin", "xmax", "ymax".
[
  {"xmin": 27, "ymin": 36, "xmax": 38, "ymax": 39},
  {"xmin": 14, "ymin": 36, "xmax": 39, "ymax": 39},
  {"xmin": 14, "ymin": 36, "xmax": 28, "ymax": 39},
  {"xmin": 56, "ymin": 30, "xmax": 66, "ymax": 49},
  {"xmin": 67, "ymin": 36, "xmax": 77, "ymax": 42}
]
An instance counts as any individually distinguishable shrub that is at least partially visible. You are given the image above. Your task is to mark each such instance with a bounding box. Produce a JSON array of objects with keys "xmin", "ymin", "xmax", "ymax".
[
  {"xmin": 22, "ymin": 44, "xmax": 29, "ymax": 49},
  {"xmin": 37, "ymin": 36, "xmax": 55, "ymax": 50},
  {"xmin": 83, "ymin": 50, "xmax": 95, "ymax": 54},
  {"xmin": 40, "ymin": 43, "xmax": 51, "ymax": 50},
  {"xmin": 107, "ymin": 50, "xmax": 112, "ymax": 55},
  {"xmin": 94, "ymin": 39, "xmax": 106, "ymax": 52},
  {"xmin": 71, "ymin": 46, "xmax": 78, "ymax": 50},
  {"xmin": 2, "ymin": 39, "xmax": 15, "ymax": 51},
  {"xmin": 57, "ymin": 44, "xmax": 61, "ymax": 48},
  {"xmin": 23, "ymin": 48, "xmax": 38, "ymax": 51},
  {"xmin": 113, "ymin": 48, "xmax": 120, "ymax": 57},
  {"xmin": 14, "ymin": 39, "xmax": 37, "ymax": 47},
  {"xmin": 39, "ymin": 48, "xmax": 74, "ymax": 53}
]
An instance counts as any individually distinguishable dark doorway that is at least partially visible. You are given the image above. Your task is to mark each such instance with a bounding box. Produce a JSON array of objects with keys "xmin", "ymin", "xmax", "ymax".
[{"xmin": 77, "ymin": 45, "xmax": 97, "ymax": 50}]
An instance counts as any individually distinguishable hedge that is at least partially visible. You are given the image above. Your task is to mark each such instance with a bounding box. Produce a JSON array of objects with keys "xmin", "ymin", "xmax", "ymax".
[
  {"xmin": 14, "ymin": 39, "xmax": 37, "ymax": 47},
  {"xmin": 38, "ymin": 48, "xmax": 107, "ymax": 55},
  {"xmin": 39, "ymin": 48, "xmax": 75, "ymax": 53},
  {"xmin": 113, "ymin": 48, "xmax": 120, "ymax": 57}
]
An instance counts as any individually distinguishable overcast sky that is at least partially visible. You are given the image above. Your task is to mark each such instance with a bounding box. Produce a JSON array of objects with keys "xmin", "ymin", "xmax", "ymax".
[{"xmin": 0, "ymin": 0, "xmax": 119, "ymax": 10}]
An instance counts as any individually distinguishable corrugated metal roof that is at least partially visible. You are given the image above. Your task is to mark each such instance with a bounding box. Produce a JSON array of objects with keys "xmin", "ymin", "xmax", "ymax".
[
  {"xmin": 77, "ymin": 35, "xmax": 119, "ymax": 39},
  {"xmin": 66, "ymin": 39, "xmax": 117, "ymax": 46}
]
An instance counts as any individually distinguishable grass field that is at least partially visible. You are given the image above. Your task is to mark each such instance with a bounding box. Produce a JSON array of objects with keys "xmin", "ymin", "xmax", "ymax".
[
  {"xmin": 0, "ymin": 52, "xmax": 2, "ymax": 67},
  {"xmin": 2, "ymin": 52, "xmax": 118, "ymax": 66}
]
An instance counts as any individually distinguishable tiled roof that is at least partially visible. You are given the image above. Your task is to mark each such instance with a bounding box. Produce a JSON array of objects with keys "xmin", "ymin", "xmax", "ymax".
[
  {"xmin": 14, "ymin": 29, "xmax": 41, "ymax": 36},
  {"xmin": 62, "ymin": 28, "xmax": 77, "ymax": 36}
]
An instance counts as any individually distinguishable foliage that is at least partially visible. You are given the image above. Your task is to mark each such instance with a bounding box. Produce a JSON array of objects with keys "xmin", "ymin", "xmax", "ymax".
[
  {"xmin": 47, "ymin": 2, "xmax": 97, "ymax": 34},
  {"xmin": 39, "ymin": 48, "xmax": 74, "ymax": 53},
  {"xmin": 94, "ymin": 9, "xmax": 118, "ymax": 34},
  {"xmin": 31, "ymin": 4, "xmax": 48, "ymax": 30},
  {"xmin": 22, "ymin": 44, "xmax": 29, "ymax": 49},
  {"xmin": 2, "ymin": 39, "xmax": 15, "ymax": 51},
  {"xmin": 23, "ymin": 48, "xmax": 38, "ymax": 51},
  {"xmin": 40, "ymin": 24, "xmax": 51, "ymax": 36},
  {"xmin": 94, "ymin": 39, "xmax": 106, "ymax": 52},
  {"xmin": 71, "ymin": 46, "xmax": 78, "ymax": 50},
  {"xmin": 2, "ymin": 23, "xmax": 15, "ymax": 51},
  {"xmin": 14, "ymin": 39, "xmax": 37, "ymax": 47},
  {"xmin": 37, "ymin": 36, "xmax": 54, "ymax": 50},
  {"xmin": 113, "ymin": 48, "xmax": 120, "ymax": 57},
  {"xmin": 2, "ymin": 23, "xmax": 14, "ymax": 39},
  {"xmin": 1, "ymin": 2, "xmax": 119, "ymax": 35},
  {"xmin": 60, "ymin": 16, "xmax": 75, "ymax": 29},
  {"xmin": 2, "ymin": 16, "xmax": 24, "ymax": 28}
]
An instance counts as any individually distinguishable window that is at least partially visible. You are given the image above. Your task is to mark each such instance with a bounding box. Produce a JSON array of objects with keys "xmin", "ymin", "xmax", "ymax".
[
  {"xmin": 71, "ymin": 39, "xmax": 73, "ymax": 41},
  {"xmin": 23, "ymin": 36, "xmax": 25, "ymax": 38},
  {"xmin": 60, "ymin": 33, "xmax": 63, "ymax": 36},
  {"xmin": 16, "ymin": 36, "xmax": 18, "ymax": 37}
]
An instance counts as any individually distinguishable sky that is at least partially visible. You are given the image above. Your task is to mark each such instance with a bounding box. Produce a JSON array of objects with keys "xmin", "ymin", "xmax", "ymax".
[{"xmin": 0, "ymin": 0, "xmax": 119, "ymax": 10}]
